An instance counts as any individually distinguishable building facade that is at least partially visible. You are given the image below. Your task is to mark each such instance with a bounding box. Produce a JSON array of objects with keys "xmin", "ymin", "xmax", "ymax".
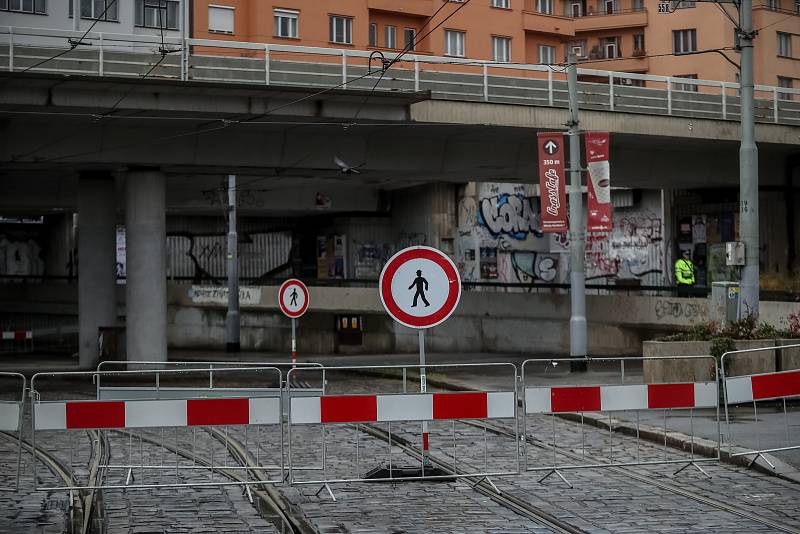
[{"xmin": 190, "ymin": 0, "xmax": 799, "ymax": 89}]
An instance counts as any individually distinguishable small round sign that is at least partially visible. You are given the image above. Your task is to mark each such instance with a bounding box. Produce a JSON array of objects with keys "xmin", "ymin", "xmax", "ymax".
[
  {"xmin": 379, "ymin": 246, "xmax": 461, "ymax": 329},
  {"xmin": 278, "ymin": 279, "xmax": 309, "ymax": 318}
]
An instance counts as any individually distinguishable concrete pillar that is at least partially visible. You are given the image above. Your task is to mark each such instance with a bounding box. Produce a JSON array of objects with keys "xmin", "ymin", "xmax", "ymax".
[
  {"xmin": 125, "ymin": 169, "xmax": 167, "ymax": 362},
  {"xmin": 78, "ymin": 174, "xmax": 117, "ymax": 369}
]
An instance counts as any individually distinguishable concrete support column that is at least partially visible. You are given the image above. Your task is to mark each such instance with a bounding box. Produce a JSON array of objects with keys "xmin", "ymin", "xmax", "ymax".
[
  {"xmin": 125, "ymin": 169, "xmax": 167, "ymax": 362},
  {"xmin": 78, "ymin": 173, "xmax": 117, "ymax": 369}
]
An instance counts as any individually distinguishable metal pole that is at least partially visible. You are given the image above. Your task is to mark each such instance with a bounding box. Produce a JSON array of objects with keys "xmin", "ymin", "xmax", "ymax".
[
  {"xmin": 72, "ymin": 0, "xmax": 79, "ymax": 32},
  {"xmin": 738, "ymin": 0, "xmax": 759, "ymax": 318},
  {"xmin": 291, "ymin": 318, "xmax": 297, "ymax": 363},
  {"xmin": 419, "ymin": 329, "xmax": 429, "ymax": 461},
  {"xmin": 225, "ymin": 174, "xmax": 240, "ymax": 352},
  {"xmin": 567, "ymin": 52, "xmax": 587, "ymax": 369}
]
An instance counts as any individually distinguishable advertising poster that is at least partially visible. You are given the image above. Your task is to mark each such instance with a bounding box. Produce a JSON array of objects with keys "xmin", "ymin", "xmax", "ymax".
[
  {"xmin": 536, "ymin": 132, "xmax": 568, "ymax": 233},
  {"xmin": 584, "ymin": 131, "xmax": 612, "ymax": 233}
]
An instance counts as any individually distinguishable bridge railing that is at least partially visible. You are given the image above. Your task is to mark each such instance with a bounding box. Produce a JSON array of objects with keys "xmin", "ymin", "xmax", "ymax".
[{"xmin": 1, "ymin": 26, "xmax": 799, "ymax": 126}]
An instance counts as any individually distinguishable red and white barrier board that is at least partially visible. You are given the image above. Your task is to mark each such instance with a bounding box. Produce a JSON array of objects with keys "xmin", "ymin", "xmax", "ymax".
[
  {"xmin": 290, "ymin": 391, "xmax": 515, "ymax": 424},
  {"xmin": 0, "ymin": 402, "xmax": 21, "ymax": 431},
  {"xmin": 726, "ymin": 370, "xmax": 800, "ymax": 404},
  {"xmin": 525, "ymin": 382, "xmax": 717, "ymax": 414},
  {"xmin": 1, "ymin": 330, "xmax": 32, "ymax": 341},
  {"xmin": 34, "ymin": 397, "xmax": 280, "ymax": 430}
]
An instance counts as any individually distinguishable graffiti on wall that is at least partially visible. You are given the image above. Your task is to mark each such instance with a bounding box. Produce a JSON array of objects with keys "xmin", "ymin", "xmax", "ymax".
[
  {"xmin": 354, "ymin": 242, "xmax": 392, "ymax": 279},
  {"xmin": 654, "ymin": 299, "xmax": 707, "ymax": 321},
  {"xmin": 478, "ymin": 193, "xmax": 542, "ymax": 240},
  {"xmin": 0, "ymin": 236, "xmax": 45, "ymax": 279}
]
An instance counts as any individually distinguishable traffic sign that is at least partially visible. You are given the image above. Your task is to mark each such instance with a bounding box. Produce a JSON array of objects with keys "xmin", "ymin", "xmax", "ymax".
[
  {"xmin": 278, "ymin": 279, "xmax": 309, "ymax": 319},
  {"xmin": 379, "ymin": 246, "xmax": 461, "ymax": 329}
]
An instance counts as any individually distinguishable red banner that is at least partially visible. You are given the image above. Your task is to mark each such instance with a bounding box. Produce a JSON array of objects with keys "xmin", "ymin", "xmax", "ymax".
[
  {"xmin": 537, "ymin": 132, "xmax": 568, "ymax": 233},
  {"xmin": 584, "ymin": 131, "xmax": 612, "ymax": 233}
]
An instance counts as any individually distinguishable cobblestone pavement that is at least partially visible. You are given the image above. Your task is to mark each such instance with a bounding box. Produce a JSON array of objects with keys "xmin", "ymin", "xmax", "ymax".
[{"xmin": 2, "ymin": 366, "xmax": 800, "ymax": 533}]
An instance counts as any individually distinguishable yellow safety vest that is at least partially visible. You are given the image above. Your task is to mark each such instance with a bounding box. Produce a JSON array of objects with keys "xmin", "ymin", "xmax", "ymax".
[{"xmin": 675, "ymin": 258, "xmax": 695, "ymax": 286}]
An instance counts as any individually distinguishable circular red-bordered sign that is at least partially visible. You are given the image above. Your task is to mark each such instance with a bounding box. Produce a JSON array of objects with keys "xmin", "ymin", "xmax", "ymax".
[
  {"xmin": 278, "ymin": 279, "xmax": 309, "ymax": 318},
  {"xmin": 379, "ymin": 246, "xmax": 461, "ymax": 329}
]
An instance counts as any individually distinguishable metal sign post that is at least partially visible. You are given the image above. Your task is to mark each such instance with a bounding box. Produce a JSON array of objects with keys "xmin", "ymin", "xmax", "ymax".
[
  {"xmin": 278, "ymin": 279, "xmax": 310, "ymax": 364},
  {"xmin": 379, "ymin": 246, "xmax": 461, "ymax": 467},
  {"xmin": 291, "ymin": 318, "xmax": 297, "ymax": 363}
]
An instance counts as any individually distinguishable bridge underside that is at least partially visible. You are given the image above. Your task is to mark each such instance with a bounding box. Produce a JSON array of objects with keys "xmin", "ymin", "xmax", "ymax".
[{"xmin": 0, "ymin": 73, "xmax": 798, "ymax": 214}]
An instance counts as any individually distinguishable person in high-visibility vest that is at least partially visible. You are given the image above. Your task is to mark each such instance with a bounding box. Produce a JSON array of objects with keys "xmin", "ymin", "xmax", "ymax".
[{"xmin": 675, "ymin": 250, "xmax": 696, "ymax": 297}]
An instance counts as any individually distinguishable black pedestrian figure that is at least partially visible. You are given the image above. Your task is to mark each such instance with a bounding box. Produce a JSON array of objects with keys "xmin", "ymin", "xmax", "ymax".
[
  {"xmin": 290, "ymin": 287, "xmax": 299, "ymax": 307},
  {"xmin": 409, "ymin": 269, "xmax": 430, "ymax": 307}
]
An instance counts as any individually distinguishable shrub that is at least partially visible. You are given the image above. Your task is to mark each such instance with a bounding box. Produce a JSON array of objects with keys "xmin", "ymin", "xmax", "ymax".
[
  {"xmin": 787, "ymin": 311, "xmax": 800, "ymax": 339},
  {"xmin": 710, "ymin": 336, "xmax": 735, "ymax": 362}
]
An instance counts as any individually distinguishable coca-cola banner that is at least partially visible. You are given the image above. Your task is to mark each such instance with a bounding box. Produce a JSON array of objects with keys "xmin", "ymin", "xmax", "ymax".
[
  {"xmin": 536, "ymin": 132, "xmax": 568, "ymax": 233},
  {"xmin": 584, "ymin": 131, "xmax": 612, "ymax": 233}
]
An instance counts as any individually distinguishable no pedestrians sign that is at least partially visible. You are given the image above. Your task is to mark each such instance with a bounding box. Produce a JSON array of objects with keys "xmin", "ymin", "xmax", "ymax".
[
  {"xmin": 278, "ymin": 279, "xmax": 309, "ymax": 319},
  {"xmin": 379, "ymin": 246, "xmax": 461, "ymax": 329}
]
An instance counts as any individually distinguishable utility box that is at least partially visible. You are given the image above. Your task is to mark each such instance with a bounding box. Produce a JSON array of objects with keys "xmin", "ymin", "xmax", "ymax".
[
  {"xmin": 726, "ymin": 241, "xmax": 745, "ymax": 266},
  {"xmin": 710, "ymin": 282, "xmax": 740, "ymax": 326}
]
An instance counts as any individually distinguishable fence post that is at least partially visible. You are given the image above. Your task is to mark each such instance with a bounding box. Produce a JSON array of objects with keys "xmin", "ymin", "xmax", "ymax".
[
  {"xmin": 547, "ymin": 67, "xmax": 553, "ymax": 106},
  {"xmin": 667, "ymin": 77, "xmax": 672, "ymax": 115},
  {"xmin": 608, "ymin": 72, "xmax": 614, "ymax": 111},
  {"xmin": 721, "ymin": 82, "xmax": 727, "ymax": 119},
  {"xmin": 182, "ymin": 37, "xmax": 188, "ymax": 81},
  {"xmin": 98, "ymin": 33, "xmax": 103, "ymax": 76},
  {"xmin": 483, "ymin": 63, "xmax": 488, "ymax": 102},
  {"xmin": 8, "ymin": 27, "xmax": 13, "ymax": 72},
  {"xmin": 773, "ymin": 87, "xmax": 779, "ymax": 123},
  {"xmin": 264, "ymin": 44, "xmax": 270, "ymax": 86},
  {"xmin": 341, "ymin": 50, "xmax": 347, "ymax": 88},
  {"xmin": 414, "ymin": 55, "xmax": 420, "ymax": 91}
]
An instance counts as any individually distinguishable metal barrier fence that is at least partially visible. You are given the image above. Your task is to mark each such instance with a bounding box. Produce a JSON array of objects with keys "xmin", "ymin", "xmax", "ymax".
[
  {"xmin": 0, "ymin": 372, "xmax": 26, "ymax": 491},
  {"xmin": 1, "ymin": 26, "xmax": 799, "ymax": 126},
  {"xmin": 721, "ymin": 343, "xmax": 800, "ymax": 469},
  {"xmin": 285, "ymin": 363, "xmax": 518, "ymax": 497},
  {"xmin": 522, "ymin": 356, "xmax": 719, "ymax": 486},
  {"xmin": 30, "ymin": 366, "xmax": 285, "ymax": 491}
]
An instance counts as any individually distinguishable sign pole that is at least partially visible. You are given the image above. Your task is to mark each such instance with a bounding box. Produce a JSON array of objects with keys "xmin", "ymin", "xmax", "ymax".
[
  {"xmin": 291, "ymin": 318, "xmax": 297, "ymax": 364},
  {"xmin": 419, "ymin": 329, "xmax": 428, "ymax": 459},
  {"xmin": 225, "ymin": 174, "xmax": 240, "ymax": 353}
]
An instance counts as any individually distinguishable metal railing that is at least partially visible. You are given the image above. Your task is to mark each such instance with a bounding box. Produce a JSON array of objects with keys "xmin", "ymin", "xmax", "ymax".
[{"xmin": 1, "ymin": 26, "xmax": 798, "ymax": 126}]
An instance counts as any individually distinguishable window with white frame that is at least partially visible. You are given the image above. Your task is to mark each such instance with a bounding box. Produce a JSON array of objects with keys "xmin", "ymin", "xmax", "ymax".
[
  {"xmin": 404, "ymin": 28, "xmax": 416, "ymax": 50},
  {"xmin": 385, "ymin": 25, "xmax": 397, "ymax": 48},
  {"xmin": 569, "ymin": 0, "xmax": 584, "ymax": 16},
  {"xmin": 329, "ymin": 15, "xmax": 352, "ymax": 44},
  {"xmin": 673, "ymin": 74, "xmax": 698, "ymax": 92},
  {"xmin": 767, "ymin": 0, "xmax": 779, "ymax": 9},
  {"xmin": 632, "ymin": 0, "xmax": 645, "ymax": 10},
  {"xmin": 633, "ymin": 33, "xmax": 645, "ymax": 53},
  {"xmin": 536, "ymin": 0, "xmax": 553, "ymax": 14},
  {"xmin": 538, "ymin": 44, "xmax": 556, "ymax": 64},
  {"xmin": 778, "ymin": 76, "xmax": 794, "ymax": 100},
  {"xmin": 2, "ymin": 0, "xmax": 46, "ymax": 14},
  {"xmin": 673, "ymin": 29, "xmax": 697, "ymax": 54},
  {"xmin": 208, "ymin": 5, "xmax": 234, "ymax": 33},
  {"xmin": 274, "ymin": 9, "xmax": 298, "ymax": 38},
  {"xmin": 492, "ymin": 36, "xmax": 511, "ymax": 62},
  {"xmin": 69, "ymin": 0, "xmax": 118, "ymax": 20},
  {"xmin": 445, "ymin": 30, "xmax": 465, "ymax": 56},
  {"xmin": 568, "ymin": 40, "xmax": 586, "ymax": 58},
  {"xmin": 778, "ymin": 32, "xmax": 792, "ymax": 57},
  {"xmin": 491, "ymin": 0, "xmax": 510, "ymax": 7},
  {"xmin": 135, "ymin": 1, "xmax": 180, "ymax": 30},
  {"xmin": 369, "ymin": 23, "xmax": 377, "ymax": 46},
  {"xmin": 601, "ymin": 36, "xmax": 620, "ymax": 58}
]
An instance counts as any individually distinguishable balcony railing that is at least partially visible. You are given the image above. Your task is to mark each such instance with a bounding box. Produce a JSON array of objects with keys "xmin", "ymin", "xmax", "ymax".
[{"xmin": 0, "ymin": 25, "xmax": 798, "ymax": 126}]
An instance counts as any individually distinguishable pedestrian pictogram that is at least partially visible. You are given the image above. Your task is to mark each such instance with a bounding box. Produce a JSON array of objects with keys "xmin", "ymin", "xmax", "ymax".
[
  {"xmin": 278, "ymin": 279, "xmax": 309, "ymax": 319},
  {"xmin": 379, "ymin": 246, "xmax": 461, "ymax": 330}
]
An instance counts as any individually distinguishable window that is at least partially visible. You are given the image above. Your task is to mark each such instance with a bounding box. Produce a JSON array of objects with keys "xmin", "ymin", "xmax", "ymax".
[
  {"xmin": 385, "ymin": 25, "xmax": 396, "ymax": 48},
  {"xmin": 329, "ymin": 15, "xmax": 352, "ymax": 44},
  {"xmin": 633, "ymin": 33, "xmax": 645, "ymax": 54},
  {"xmin": 778, "ymin": 76, "xmax": 794, "ymax": 100},
  {"xmin": 274, "ymin": 8, "xmax": 298, "ymax": 38},
  {"xmin": 778, "ymin": 32, "xmax": 792, "ymax": 57},
  {"xmin": 491, "ymin": 0, "xmax": 510, "ymax": 7},
  {"xmin": 404, "ymin": 28, "xmax": 416, "ymax": 50},
  {"xmin": 70, "ymin": 0, "xmax": 118, "ymax": 20},
  {"xmin": 568, "ymin": 40, "xmax": 586, "ymax": 58},
  {"xmin": 369, "ymin": 23, "xmax": 377, "ymax": 46},
  {"xmin": 601, "ymin": 36, "xmax": 620, "ymax": 58},
  {"xmin": 445, "ymin": 30, "xmax": 465, "ymax": 56},
  {"xmin": 673, "ymin": 29, "xmax": 697, "ymax": 54},
  {"xmin": 767, "ymin": 0, "xmax": 779, "ymax": 9},
  {"xmin": 674, "ymin": 74, "xmax": 698, "ymax": 92},
  {"xmin": 603, "ymin": 0, "xmax": 616, "ymax": 14},
  {"xmin": 208, "ymin": 5, "xmax": 234, "ymax": 34},
  {"xmin": 135, "ymin": 1, "xmax": 179, "ymax": 30},
  {"xmin": 536, "ymin": 0, "xmax": 553, "ymax": 14},
  {"xmin": 569, "ymin": 0, "xmax": 584, "ymax": 16},
  {"xmin": 674, "ymin": 0, "xmax": 696, "ymax": 7},
  {"xmin": 538, "ymin": 44, "xmax": 556, "ymax": 64},
  {"xmin": 2, "ymin": 0, "xmax": 46, "ymax": 14},
  {"xmin": 632, "ymin": 0, "xmax": 645, "ymax": 11},
  {"xmin": 492, "ymin": 36, "xmax": 511, "ymax": 62}
]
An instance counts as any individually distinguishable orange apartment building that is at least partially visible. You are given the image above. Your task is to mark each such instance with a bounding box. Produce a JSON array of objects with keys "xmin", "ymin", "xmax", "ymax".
[{"xmin": 192, "ymin": 0, "xmax": 799, "ymax": 91}]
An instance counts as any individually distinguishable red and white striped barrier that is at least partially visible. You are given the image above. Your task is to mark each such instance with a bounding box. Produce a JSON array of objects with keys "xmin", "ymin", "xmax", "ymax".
[
  {"xmin": 1, "ymin": 330, "xmax": 32, "ymax": 342},
  {"xmin": 34, "ymin": 397, "xmax": 281, "ymax": 430},
  {"xmin": 525, "ymin": 382, "xmax": 717, "ymax": 414},
  {"xmin": 725, "ymin": 370, "xmax": 800, "ymax": 404},
  {"xmin": 290, "ymin": 391, "xmax": 515, "ymax": 424}
]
